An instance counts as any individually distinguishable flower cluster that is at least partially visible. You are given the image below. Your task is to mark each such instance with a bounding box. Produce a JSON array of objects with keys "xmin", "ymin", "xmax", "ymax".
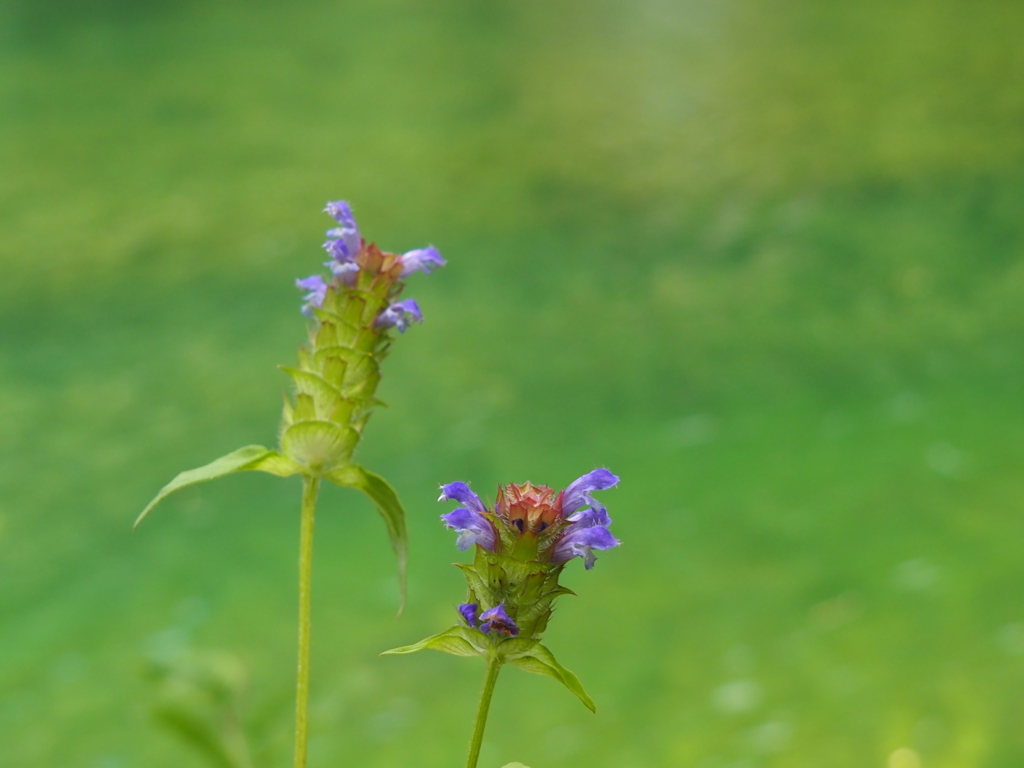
[
  {"xmin": 296, "ymin": 201, "xmax": 445, "ymax": 332},
  {"xmin": 280, "ymin": 201, "xmax": 446, "ymax": 473},
  {"xmin": 439, "ymin": 470, "xmax": 620, "ymax": 640},
  {"xmin": 440, "ymin": 469, "xmax": 620, "ymax": 569}
]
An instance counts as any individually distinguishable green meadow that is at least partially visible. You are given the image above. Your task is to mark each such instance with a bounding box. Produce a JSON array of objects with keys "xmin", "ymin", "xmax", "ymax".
[{"xmin": 2, "ymin": 0, "xmax": 1023, "ymax": 766}]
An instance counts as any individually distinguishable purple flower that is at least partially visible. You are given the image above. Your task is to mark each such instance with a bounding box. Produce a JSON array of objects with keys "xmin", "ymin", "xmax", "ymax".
[
  {"xmin": 479, "ymin": 603, "xmax": 519, "ymax": 636},
  {"xmin": 438, "ymin": 482, "xmax": 487, "ymax": 514},
  {"xmin": 562, "ymin": 468, "xmax": 619, "ymax": 517},
  {"xmin": 375, "ymin": 299, "xmax": 423, "ymax": 333},
  {"xmin": 400, "ymin": 246, "xmax": 446, "ymax": 277},
  {"xmin": 323, "ymin": 257, "xmax": 360, "ymax": 283},
  {"xmin": 295, "ymin": 275, "xmax": 328, "ymax": 316},
  {"xmin": 322, "ymin": 200, "xmax": 362, "ymax": 280},
  {"xmin": 552, "ymin": 524, "xmax": 620, "ymax": 570},
  {"xmin": 441, "ymin": 508, "xmax": 497, "ymax": 552},
  {"xmin": 458, "ymin": 602, "xmax": 479, "ymax": 627}
]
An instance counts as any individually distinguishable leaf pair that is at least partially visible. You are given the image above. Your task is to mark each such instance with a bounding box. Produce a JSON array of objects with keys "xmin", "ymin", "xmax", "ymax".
[
  {"xmin": 382, "ymin": 627, "xmax": 595, "ymax": 712},
  {"xmin": 134, "ymin": 445, "xmax": 408, "ymax": 610}
]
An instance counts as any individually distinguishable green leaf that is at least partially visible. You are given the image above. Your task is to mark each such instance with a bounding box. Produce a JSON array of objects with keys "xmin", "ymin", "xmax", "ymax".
[
  {"xmin": 134, "ymin": 446, "xmax": 303, "ymax": 530},
  {"xmin": 499, "ymin": 639, "xmax": 596, "ymax": 713},
  {"xmin": 327, "ymin": 464, "xmax": 409, "ymax": 613},
  {"xmin": 381, "ymin": 626, "xmax": 487, "ymax": 658}
]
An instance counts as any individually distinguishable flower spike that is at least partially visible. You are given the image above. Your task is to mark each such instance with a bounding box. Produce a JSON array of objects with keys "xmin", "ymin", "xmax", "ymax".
[
  {"xmin": 386, "ymin": 466, "xmax": 621, "ymax": 740},
  {"xmin": 137, "ymin": 198, "xmax": 449, "ymax": 768}
]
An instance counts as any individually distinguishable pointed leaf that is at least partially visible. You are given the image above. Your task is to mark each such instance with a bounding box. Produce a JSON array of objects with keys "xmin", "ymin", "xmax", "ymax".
[
  {"xmin": 381, "ymin": 626, "xmax": 486, "ymax": 658},
  {"xmin": 327, "ymin": 464, "xmax": 409, "ymax": 613},
  {"xmin": 135, "ymin": 446, "xmax": 302, "ymax": 530},
  {"xmin": 500, "ymin": 640, "xmax": 596, "ymax": 712}
]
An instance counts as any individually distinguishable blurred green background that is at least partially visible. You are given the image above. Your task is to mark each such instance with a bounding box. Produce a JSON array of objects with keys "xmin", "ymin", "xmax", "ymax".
[{"xmin": 2, "ymin": 0, "xmax": 1024, "ymax": 766}]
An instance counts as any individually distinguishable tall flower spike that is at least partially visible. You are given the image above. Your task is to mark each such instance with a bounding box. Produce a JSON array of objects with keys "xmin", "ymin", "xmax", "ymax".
[
  {"xmin": 136, "ymin": 199, "xmax": 447, "ymax": 768},
  {"xmin": 386, "ymin": 466, "xmax": 621, "ymax": 748}
]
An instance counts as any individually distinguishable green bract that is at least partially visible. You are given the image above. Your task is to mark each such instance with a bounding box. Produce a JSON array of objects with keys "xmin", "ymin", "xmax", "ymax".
[
  {"xmin": 383, "ymin": 627, "xmax": 595, "ymax": 712},
  {"xmin": 384, "ymin": 537, "xmax": 595, "ymax": 712}
]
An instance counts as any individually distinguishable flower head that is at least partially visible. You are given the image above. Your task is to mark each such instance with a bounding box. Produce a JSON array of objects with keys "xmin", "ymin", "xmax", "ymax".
[
  {"xmin": 400, "ymin": 246, "xmax": 446, "ymax": 276},
  {"xmin": 295, "ymin": 275, "xmax": 328, "ymax": 316},
  {"xmin": 437, "ymin": 468, "xmax": 620, "ymax": 570},
  {"xmin": 478, "ymin": 603, "xmax": 519, "ymax": 636},
  {"xmin": 375, "ymin": 299, "xmax": 423, "ymax": 333},
  {"xmin": 458, "ymin": 602, "xmax": 479, "ymax": 627},
  {"xmin": 441, "ymin": 507, "xmax": 497, "ymax": 552}
]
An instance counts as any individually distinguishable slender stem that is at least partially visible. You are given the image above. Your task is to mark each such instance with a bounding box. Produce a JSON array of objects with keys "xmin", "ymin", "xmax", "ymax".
[
  {"xmin": 293, "ymin": 476, "xmax": 320, "ymax": 768},
  {"xmin": 465, "ymin": 657, "xmax": 502, "ymax": 768}
]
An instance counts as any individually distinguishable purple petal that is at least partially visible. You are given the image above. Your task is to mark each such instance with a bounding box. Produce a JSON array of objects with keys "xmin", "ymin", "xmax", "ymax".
[
  {"xmin": 562, "ymin": 468, "xmax": 620, "ymax": 516},
  {"xmin": 324, "ymin": 200, "xmax": 357, "ymax": 228},
  {"xmin": 323, "ymin": 237, "xmax": 357, "ymax": 263},
  {"xmin": 567, "ymin": 505, "xmax": 612, "ymax": 528},
  {"xmin": 295, "ymin": 275, "xmax": 328, "ymax": 316},
  {"xmin": 437, "ymin": 482, "xmax": 487, "ymax": 514},
  {"xmin": 441, "ymin": 508, "xmax": 496, "ymax": 552},
  {"xmin": 479, "ymin": 603, "xmax": 519, "ymax": 637},
  {"xmin": 400, "ymin": 246, "xmax": 446, "ymax": 277},
  {"xmin": 552, "ymin": 525, "xmax": 620, "ymax": 569},
  {"xmin": 375, "ymin": 299, "xmax": 423, "ymax": 334},
  {"xmin": 323, "ymin": 258, "xmax": 360, "ymax": 285},
  {"xmin": 323, "ymin": 201, "xmax": 361, "ymax": 262},
  {"xmin": 458, "ymin": 603, "xmax": 479, "ymax": 627}
]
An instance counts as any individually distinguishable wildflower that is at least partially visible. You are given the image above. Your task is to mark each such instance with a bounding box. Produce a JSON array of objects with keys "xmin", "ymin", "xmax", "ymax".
[
  {"xmin": 400, "ymin": 246, "xmax": 446, "ymax": 276},
  {"xmin": 375, "ymin": 298, "xmax": 423, "ymax": 333},
  {"xmin": 437, "ymin": 468, "xmax": 620, "ymax": 569},
  {"xmin": 384, "ymin": 467, "xmax": 622, "ymax": 727},
  {"xmin": 323, "ymin": 200, "xmax": 361, "ymax": 258},
  {"xmin": 295, "ymin": 275, "xmax": 328, "ymax": 316},
  {"xmin": 552, "ymin": 522, "xmax": 620, "ymax": 569},
  {"xmin": 562, "ymin": 468, "xmax": 619, "ymax": 516},
  {"xmin": 139, "ymin": 197, "xmax": 449, "ymax": 768},
  {"xmin": 438, "ymin": 482, "xmax": 487, "ymax": 513},
  {"xmin": 441, "ymin": 507, "xmax": 497, "ymax": 552},
  {"xmin": 478, "ymin": 604, "xmax": 519, "ymax": 636}
]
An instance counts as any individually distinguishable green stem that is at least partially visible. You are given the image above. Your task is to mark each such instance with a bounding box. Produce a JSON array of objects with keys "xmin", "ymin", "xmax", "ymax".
[
  {"xmin": 465, "ymin": 656, "xmax": 502, "ymax": 768},
  {"xmin": 293, "ymin": 476, "xmax": 320, "ymax": 768}
]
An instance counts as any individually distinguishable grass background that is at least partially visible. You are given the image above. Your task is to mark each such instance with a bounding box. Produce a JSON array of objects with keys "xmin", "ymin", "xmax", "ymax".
[{"xmin": 2, "ymin": 0, "xmax": 1024, "ymax": 766}]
